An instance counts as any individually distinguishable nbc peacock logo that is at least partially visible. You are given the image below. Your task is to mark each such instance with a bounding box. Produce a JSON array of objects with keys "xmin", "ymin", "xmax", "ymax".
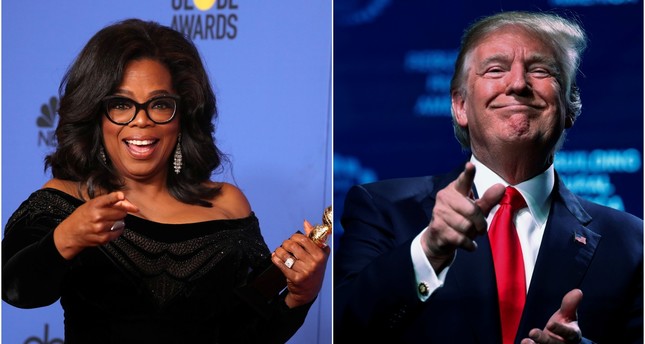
[
  {"xmin": 37, "ymin": 96, "xmax": 58, "ymax": 147},
  {"xmin": 170, "ymin": 0, "xmax": 238, "ymax": 40}
]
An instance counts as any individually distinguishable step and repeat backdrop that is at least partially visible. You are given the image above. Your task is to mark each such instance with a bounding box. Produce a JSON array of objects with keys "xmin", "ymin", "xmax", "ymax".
[
  {"xmin": 2, "ymin": 1, "xmax": 331, "ymax": 343},
  {"xmin": 334, "ymin": 0, "xmax": 643, "ymax": 243}
]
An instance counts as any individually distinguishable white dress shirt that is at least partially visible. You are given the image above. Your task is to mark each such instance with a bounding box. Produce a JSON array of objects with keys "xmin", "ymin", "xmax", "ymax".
[{"xmin": 411, "ymin": 156, "xmax": 554, "ymax": 301}]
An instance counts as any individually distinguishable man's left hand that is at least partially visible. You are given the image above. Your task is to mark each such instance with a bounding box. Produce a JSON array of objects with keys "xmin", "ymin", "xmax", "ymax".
[{"xmin": 521, "ymin": 289, "xmax": 583, "ymax": 344}]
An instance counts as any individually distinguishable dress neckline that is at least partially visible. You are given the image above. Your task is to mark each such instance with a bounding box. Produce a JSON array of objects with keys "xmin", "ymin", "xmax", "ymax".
[{"xmin": 37, "ymin": 187, "xmax": 256, "ymax": 226}]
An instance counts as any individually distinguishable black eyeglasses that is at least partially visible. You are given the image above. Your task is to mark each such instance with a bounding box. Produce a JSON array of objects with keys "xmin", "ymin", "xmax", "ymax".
[{"xmin": 102, "ymin": 95, "xmax": 180, "ymax": 125}]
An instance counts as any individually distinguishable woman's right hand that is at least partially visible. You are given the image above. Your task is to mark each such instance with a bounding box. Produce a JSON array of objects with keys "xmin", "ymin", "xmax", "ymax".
[{"xmin": 53, "ymin": 191, "xmax": 139, "ymax": 260}]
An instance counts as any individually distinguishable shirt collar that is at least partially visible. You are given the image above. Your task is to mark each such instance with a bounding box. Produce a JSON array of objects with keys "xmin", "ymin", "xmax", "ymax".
[{"xmin": 470, "ymin": 156, "xmax": 554, "ymax": 228}]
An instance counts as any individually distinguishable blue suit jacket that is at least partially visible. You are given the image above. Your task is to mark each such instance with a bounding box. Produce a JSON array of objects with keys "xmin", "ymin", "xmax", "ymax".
[{"xmin": 334, "ymin": 168, "xmax": 643, "ymax": 343}]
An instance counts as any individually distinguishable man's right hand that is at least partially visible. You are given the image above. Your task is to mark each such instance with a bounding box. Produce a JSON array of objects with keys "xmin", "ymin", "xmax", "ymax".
[{"xmin": 421, "ymin": 162, "xmax": 505, "ymax": 272}]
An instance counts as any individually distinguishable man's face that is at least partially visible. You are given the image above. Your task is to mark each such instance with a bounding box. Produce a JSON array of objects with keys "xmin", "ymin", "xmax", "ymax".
[{"xmin": 452, "ymin": 26, "xmax": 570, "ymax": 163}]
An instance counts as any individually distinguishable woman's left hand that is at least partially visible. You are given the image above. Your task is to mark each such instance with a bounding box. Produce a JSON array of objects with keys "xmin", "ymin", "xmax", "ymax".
[{"xmin": 271, "ymin": 220, "xmax": 330, "ymax": 308}]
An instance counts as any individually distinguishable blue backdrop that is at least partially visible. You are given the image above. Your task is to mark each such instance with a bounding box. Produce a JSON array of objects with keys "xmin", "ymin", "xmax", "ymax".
[
  {"xmin": 333, "ymin": 0, "xmax": 643, "ymax": 245},
  {"xmin": 2, "ymin": 1, "xmax": 331, "ymax": 343}
]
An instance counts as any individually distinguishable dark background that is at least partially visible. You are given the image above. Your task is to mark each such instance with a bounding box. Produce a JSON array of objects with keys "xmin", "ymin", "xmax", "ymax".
[{"xmin": 333, "ymin": 0, "xmax": 644, "ymax": 241}]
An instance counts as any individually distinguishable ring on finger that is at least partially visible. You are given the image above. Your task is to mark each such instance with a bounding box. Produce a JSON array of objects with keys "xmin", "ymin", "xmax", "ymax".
[
  {"xmin": 110, "ymin": 220, "xmax": 125, "ymax": 231},
  {"xmin": 284, "ymin": 257, "xmax": 295, "ymax": 269}
]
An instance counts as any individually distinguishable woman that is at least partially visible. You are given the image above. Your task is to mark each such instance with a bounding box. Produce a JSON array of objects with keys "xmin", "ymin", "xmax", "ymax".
[{"xmin": 2, "ymin": 19, "xmax": 329, "ymax": 343}]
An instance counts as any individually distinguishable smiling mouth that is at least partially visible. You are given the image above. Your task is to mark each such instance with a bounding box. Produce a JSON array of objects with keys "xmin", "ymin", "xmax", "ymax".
[
  {"xmin": 124, "ymin": 139, "xmax": 159, "ymax": 157},
  {"xmin": 492, "ymin": 104, "xmax": 541, "ymax": 109}
]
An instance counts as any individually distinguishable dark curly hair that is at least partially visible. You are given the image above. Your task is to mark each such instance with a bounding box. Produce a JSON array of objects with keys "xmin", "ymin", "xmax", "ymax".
[{"xmin": 45, "ymin": 18, "xmax": 225, "ymax": 207}]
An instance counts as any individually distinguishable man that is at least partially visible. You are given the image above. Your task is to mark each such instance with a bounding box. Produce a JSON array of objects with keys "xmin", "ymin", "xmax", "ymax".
[{"xmin": 334, "ymin": 11, "xmax": 642, "ymax": 344}]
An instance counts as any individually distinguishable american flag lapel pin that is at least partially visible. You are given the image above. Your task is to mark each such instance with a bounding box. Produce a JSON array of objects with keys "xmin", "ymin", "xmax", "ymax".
[{"xmin": 574, "ymin": 234, "xmax": 587, "ymax": 245}]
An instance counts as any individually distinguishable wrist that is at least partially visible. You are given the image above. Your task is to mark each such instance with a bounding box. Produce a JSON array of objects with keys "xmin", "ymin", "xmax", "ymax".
[
  {"xmin": 284, "ymin": 293, "xmax": 312, "ymax": 309},
  {"xmin": 421, "ymin": 235, "xmax": 454, "ymax": 272},
  {"xmin": 284, "ymin": 293, "xmax": 298, "ymax": 308},
  {"xmin": 53, "ymin": 226, "xmax": 81, "ymax": 260}
]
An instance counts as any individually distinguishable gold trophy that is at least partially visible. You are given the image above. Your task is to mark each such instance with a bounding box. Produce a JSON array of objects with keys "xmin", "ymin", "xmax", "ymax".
[
  {"xmin": 308, "ymin": 206, "xmax": 332, "ymax": 247},
  {"xmin": 236, "ymin": 207, "xmax": 332, "ymax": 318}
]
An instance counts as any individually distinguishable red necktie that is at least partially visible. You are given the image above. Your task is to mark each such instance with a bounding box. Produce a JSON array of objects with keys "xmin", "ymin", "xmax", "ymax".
[{"xmin": 489, "ymin": 186, "xmax": 527, "ymax": 344}]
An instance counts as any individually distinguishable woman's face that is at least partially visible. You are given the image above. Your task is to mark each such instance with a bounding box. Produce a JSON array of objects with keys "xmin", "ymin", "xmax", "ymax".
[{"xmin": 102, "ymin": 58, "xmax": 180, "ymax": 184}]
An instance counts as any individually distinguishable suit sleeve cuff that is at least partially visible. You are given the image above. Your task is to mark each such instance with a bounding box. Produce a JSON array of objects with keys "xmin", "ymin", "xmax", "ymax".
[{"xmin": 410, "ymin": 227, "xmax": 452, "ymax": 302}]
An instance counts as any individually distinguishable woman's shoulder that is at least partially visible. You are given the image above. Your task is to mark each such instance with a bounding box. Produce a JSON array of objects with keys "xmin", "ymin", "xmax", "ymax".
[
  {"xmin": 42, "ymin": 178, "xmax": 85, "ymax": 199},
  {"xmin": 5, "ymin": 180, "xmax": 83, "ymax": 230},
  {"xmin": 207, "ymin": 181, "xmax": 252, "ymax": 219}
]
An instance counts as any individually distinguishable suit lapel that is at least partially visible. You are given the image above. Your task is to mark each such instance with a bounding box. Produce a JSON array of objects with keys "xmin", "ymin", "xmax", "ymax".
[
  {"xmin": 450, "ymin": 233, "xmax": 503, "ymax": 343},
  {"xmin": 518, "ymin": 177, "xmax": 601, "ymax": 338}
]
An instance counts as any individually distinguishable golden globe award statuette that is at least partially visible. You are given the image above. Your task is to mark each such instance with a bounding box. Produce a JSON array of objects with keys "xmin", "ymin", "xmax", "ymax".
[
  {"xmin": 308, "ymin": 206, "xmax": 332, "ymax": 248},
  {"xmin": 235, "ymin": 207, "xmax": 332, "ymax": 318}
]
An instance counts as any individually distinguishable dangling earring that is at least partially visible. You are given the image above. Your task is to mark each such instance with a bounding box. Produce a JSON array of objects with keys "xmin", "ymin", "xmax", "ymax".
[
  {"xmin": 100, "ymin": 146, "xmax": 107, "ymax": 164},
  {"xmin": 173, "ymin": 133, "xmax": 183, "ymax": 174}
]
